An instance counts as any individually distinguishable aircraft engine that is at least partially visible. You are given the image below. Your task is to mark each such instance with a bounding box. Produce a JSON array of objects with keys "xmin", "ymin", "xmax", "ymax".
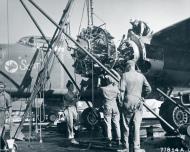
[
  {"xmin": 72, "ymin": 26, "xmax": 149, "ymax": 77},
  {"xmin": 72, "ymin": 26, "xmax": 117, "ymax": 77}
]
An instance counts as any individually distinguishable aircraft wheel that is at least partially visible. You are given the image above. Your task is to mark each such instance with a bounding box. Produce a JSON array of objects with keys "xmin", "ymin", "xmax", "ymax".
[
  {"xmin": 81, "ymin": 108, "xmax": 99, "ymax": 130},
  {"xmin": 159, "ymin": 100, "xmax": 189, "ymax": 135},
  {"xmin": 48, "ymin": 113, "xmax": 57, "ymax": 122}
]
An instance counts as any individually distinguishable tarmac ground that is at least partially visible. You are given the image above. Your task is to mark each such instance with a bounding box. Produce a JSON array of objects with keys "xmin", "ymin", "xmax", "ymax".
[{"xmin": 10, "ymin": 120, "xmax": 189, "ymax": 152}]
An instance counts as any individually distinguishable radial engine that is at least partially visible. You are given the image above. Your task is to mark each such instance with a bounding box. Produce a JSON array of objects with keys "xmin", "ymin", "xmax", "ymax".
[{"xmin": 72, "ymin": 26, "xmax": 141, "ymax": 77}]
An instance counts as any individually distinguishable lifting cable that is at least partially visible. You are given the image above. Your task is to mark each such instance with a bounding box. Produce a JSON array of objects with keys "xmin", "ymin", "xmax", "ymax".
[
  {"xmin": 93, "ymin": 13, "xmax": 106, "ymax": 27},
  {"xmin": 86, "ymin": 0, "xmax": 90, "ymax": 26},
  {"xmin": 78, "ymin": 0, "xmax": 86, "ymax": 35}
]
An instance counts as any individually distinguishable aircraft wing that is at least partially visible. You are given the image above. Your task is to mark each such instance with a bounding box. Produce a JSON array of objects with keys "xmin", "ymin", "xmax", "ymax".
[{"xmin": 151, "ymin": 17, "xmax": 190, "ymax": 49}]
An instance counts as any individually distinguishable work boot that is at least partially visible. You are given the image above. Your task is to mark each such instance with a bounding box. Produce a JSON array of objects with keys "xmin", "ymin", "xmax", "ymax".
[
  {"xmin": 121, "ymin": 146, "xmax": 128, "ymax": 152},
  {"xmin": 134, "ymin": 148, "xmax": 146, "ymax": 152},
  {"xmin": 122, "ymin": 143, "xmax": 128, "ymax": 150},
  {"xmin": 121, "ymin": 142, "xmax": 128, "ymax": 148},
  {"xmin": 116, "ymin": 140, "xmax": 122, "ymax": 145},
  {"xmin": 70, "ymin": 138, "xmax": 79, "ymax": 145},
  {"xmin": 106, "ymin": 140, "xmax": 112, "ymax": 147},
  {"xmin": 116, "ymin": 140, "xmax": 122, "ymax": 147}
]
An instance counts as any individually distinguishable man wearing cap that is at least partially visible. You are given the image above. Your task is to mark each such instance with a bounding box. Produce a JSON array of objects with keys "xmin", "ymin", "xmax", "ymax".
[
  {"xmin": 128, "ymin": 19, "xmax": 152, "ymax": 38},
  {"xmin": 0, "ymin": 82, "xmax": 12, "ymax": 149},
  {"xmin": 100, "ymin": 75, "xmax": 121, "ymax": 147},
  {"xmin": 119, "ymin": 60, "xmax": 151, "ymax": 152}
]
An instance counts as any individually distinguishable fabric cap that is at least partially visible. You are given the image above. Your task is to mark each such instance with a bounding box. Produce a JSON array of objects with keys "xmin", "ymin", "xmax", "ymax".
[
  {"xmin": 129, "ymin": 19, "xmax": 135, "ymax": 23},
  {"xmin": 130, "ymin": 19, "xmax": 138, "ymax": 25}
]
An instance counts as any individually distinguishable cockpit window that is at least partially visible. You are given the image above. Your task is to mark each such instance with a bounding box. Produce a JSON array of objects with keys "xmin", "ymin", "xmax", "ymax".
[
  {"xmin": 18, "ymin": 36, "xmax": 36, "ymax": 47},
  {"xmin": 18, "ymin": 36, "xmax": 49, "ymax": 49}
]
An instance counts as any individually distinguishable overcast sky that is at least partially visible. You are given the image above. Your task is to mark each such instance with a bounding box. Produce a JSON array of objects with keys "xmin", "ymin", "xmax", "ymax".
[{"xmin": 0, "ymin": 0, "xmax": 190, "ymax": 45}]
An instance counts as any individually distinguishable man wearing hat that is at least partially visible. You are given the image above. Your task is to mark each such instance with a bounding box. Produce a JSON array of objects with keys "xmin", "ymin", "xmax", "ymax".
[
  {"xmin": 128, "ymin": 19, "xmax": 152, "ymax": 37},
  {"xmin": 119, "ymin": 60, "xmax": 151, "ymax": 152},
  {"xmin": 100, "ymin": 74, "xmax": 121, "ymax": 147},
  {"xmin": 0, "ymin": 82, "xmax": 12, "ymax": 149}
]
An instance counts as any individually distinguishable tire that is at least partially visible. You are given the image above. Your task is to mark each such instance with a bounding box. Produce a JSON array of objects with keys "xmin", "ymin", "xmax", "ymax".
[
  {"xmin": 159, "ymin": 99, "xmax": 189, "ymax": 135},
  {"xmin": 81, "ymin": 108, "xmax": 100, "ymax": 130},
  {"xmin": 48, "ymin": 113, "xmax": 57, "ymax": 122}
]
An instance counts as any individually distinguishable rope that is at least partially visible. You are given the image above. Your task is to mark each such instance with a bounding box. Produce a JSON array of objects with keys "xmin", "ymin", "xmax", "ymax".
[
  {"xmin": 66, "ymin": 0, "xmax": 75, "ymax": 23},
  {"xmin": 78, "ymin": 0, "xmax": 86, "ymax": 35},
  {"xmin": 93, "ymin": 13, "xmax": 106, "ymax": 27},
  {"xmin": 63, "ymin": 0, "xmax": 75, "ymax": 37},
  {"xmin": 90, "ymin": 0, "xmax": 93, "ymax": 25},
  {"xmin": 86, "ymin": 0, "xmax": 90, "ymax": 26}
]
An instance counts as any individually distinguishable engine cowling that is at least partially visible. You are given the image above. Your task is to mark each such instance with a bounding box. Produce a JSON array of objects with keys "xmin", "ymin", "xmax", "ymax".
[
  {"xmin": 118, "ymin": 32, "xmax": 165, "ymax": 76},
  {"xmin": 117, "ymin": 32, "xmax": 152, "ymax": 73}
]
